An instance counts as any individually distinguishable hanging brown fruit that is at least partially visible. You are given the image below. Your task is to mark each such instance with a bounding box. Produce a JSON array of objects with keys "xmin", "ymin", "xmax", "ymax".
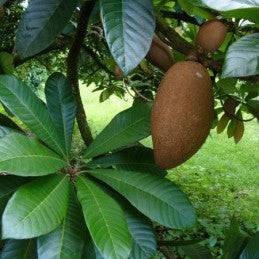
[
  {"xmin": 196, "ymin": 19, "xmax": 228, "ymax": 53},
  {"xmin": 151, "ymin": 61, "xmax": 214, "ymax": 169},
  {"xmin": 114, "ymin": 66, "xmax": 123, "ymax": 80},
  {"xmin": 146, "ymin": 35, "xmax": 174, "ymax": 72}
]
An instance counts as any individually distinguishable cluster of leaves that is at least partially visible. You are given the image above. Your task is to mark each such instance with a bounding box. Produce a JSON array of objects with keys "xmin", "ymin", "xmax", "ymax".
[{"xmin": 0, "ymin": 0, "xmax": 258, "ymax": 258}]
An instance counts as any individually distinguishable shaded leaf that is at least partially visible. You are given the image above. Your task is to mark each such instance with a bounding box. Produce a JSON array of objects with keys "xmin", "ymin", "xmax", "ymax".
[
  {"xmin": 239, "ymin": 231, "xmax": 259, "ymax": 259},
  {"xmin": 126, "ymin": 207, "xmax": 157, "ymax": 259},
  {"xmin": 87, "ymin": 146, "xmax": 166, "ymax": 176},
  {"xmin": 84, "ymin": 103, "xmax": 151, "ymax": 159},
  {"xmin": 217, "ymin": 114, "xmax": 230, "ymax": 134},
  {"xmin": 89, "ymin": 169, "xmax": 196, "ymax": 229},
  {"xmin": 2, "ymin": 174, "xmax": 70, "ymax": 239},
  {"xmin": 0, "ymin": 113, "xmax": 23, "ymax": 132},
  {"xmin": 227, "ymin": 119, "xmax": 237, "ymax": 138},
  {"xmin": 1, "ymin": 239, "xmax": 37, "ymax": 259},
  {"xmin": 222, "ymin": 34, "xmax": 259, "ymax": 78},
  {"xmin": 37, "ymin": 187, "xmax": 85, "ymax": 259},
  {"xmin": 76, "ymin": 176, "xmax": 132, "ymax": 259},
  {"xmin": 234, "ymin": 120, "xmax": 245, "ymax": 144},
  {"xmin": 0, "ymin": 75, "xmax": 66, "ymax": 156},
  {"xmin": 100, "ymin": 0, "xmax": 155, "ymax": 75},
  {"xmin": 45, "ymin": 72, "xmax": 77, "ymax": 155},
  {"xmin": 0, "ymin": 133, "xmax": 67, "ymax": 177},
  {"xmin": 16, "ymin": 0, "xmax": 78, "ymax": 58}
]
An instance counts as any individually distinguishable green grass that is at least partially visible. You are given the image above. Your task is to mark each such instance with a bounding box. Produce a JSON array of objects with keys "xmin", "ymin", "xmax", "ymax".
[{"xmin": 80, "ymin": 84, "xmax": 259, "ymax": 253}]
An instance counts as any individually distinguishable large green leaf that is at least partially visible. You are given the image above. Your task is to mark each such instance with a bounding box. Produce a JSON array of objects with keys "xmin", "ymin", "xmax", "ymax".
[
  {"xmin": 84, "ymin": 103, "xmax": 151, "ymax": 159},
  {"xmin": 82, "ymin": 228, "xmax": 104, "ymax": 259},
  {"xmin": 239, "ymin": 231, "xmax": 259, "ymax": 259},
  {"xmin": 0, "ymin": 175, "xmax": 28, "ymax": 234},
  {"xmin": 2, "ymin": 174, "xmax": 70, "ymax": 239},
  {"xmin": 0, "ymin": 75, "xmax": 66, "ymax": 157},
  {"xmin": 0, "ymin": 133, "xmax": 67, "ymax": 177},
  {"xmin": 222, "ymin": 34, "xmax": 259, "ymax": 78},
  {"xmin": 100, "ymin": 0, "xmax": 155, "ymax": 75},
  {"xmin": 1, "ymin": 239, "xmax": 37, "ymax": 259},
  {"xmin": 186, "ymin": 0, "xmax": 259, "ymax": 23},
  {"xmin": 126, "ymin": 208, "xmax": 157, "ymax": 259},
  {"xmin": 88, "ymin": 169, "xmax": 196, "ymax": 229},
  {"xmin": 37, "ymin": 187, "xmax": 85, "ymax": 259},
  {"xmin": 87, "ymin": 146, "xmax": 166, "ymax": 176},
  {"xmin": 15, "ymin": 0, "xmax": 78, "ymax": 58},
  {"xmin": 0, "ymin": 126, "xmax": 16, "ymax": 139},
  {"xmin": 45, "ymin": 73, "xmax": 77, "ymax": 155},
  {"xmin": 76, "ymin": 176, "xmax": 132, "ymax": 259}
]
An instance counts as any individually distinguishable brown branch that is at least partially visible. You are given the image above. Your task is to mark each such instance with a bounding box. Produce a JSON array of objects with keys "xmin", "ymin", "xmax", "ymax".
[
  {"xmin": 156, "ymin": 16, "xmax": 194, "ymax": 56},
  {"xmin": 160, "ymin": 10, "xmax": 199, "ymax": 25},
  {"xmin": 67, "ymin": 2, "xmax": 94, "ymax": 146}
]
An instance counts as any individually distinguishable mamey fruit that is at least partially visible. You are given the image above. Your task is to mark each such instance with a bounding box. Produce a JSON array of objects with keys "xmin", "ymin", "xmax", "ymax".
[
  {"xmin": 146, "ymin": 35, "xmax": 174, "ymax": 72},
  {"xmin": 151, "ymin": 61, "xmax": 214, "ymax": 169},
  {"xmin": 196, "ymin": 19, "xmax": 228, "ymax": 53},
  {"xmin": 114, "ymin": 66, "xmax": 123, "ymax": 80}
]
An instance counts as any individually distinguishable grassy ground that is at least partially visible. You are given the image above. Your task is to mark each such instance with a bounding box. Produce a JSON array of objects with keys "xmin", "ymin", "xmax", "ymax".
[{"xmin": 80, "ymin": 84, "xmax": 259, "ymax": 254}]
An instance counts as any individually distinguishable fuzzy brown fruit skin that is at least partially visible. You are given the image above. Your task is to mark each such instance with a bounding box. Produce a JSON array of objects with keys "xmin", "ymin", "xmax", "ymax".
[
  {"xmin": 146, "ymin": 35, "xmax": 174, "ymax": 72},
  {"xmin": 151, "ymin": 61, "xmax": 214, "ymax": 169},
  {"xmin": 196, "ymin": 19, "xmax": 228, "ymax": 53},
  {"xmin": 114, "ymin": 66, "xmax": 123, "ymax": 80}
]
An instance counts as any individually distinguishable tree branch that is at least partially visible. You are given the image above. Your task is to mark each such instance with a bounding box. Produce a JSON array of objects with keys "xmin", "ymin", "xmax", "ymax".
[
  {"xmin": 156, "ymin": 16, "xmax": 194, "ymax": 56},
  {"xmin": 67, "ymin": 1, "xmax": 94, "ymax": 146},
  {"xmin": 160, "ymin": 10, "xmax": 199, "ymax": 25}
]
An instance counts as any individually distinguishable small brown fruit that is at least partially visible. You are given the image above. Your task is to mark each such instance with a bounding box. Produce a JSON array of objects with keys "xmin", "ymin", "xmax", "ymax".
[
  {"xmin": 114, "ymin": 66, "xmax": 123, "ymax": 80},
  {"xmin": 196, "ymin": 19, "xmax": 228, "ymax": 53},
  {"xmin": 146, "ymin": 35, "xmax": 174, "ymax": 72},
  {"xmin": 151, "ymin": 61, "xmax": 214, "ymax": 169}
]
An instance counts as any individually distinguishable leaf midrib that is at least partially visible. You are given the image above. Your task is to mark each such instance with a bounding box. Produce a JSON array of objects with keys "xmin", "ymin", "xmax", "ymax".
[
  {"xmin": 13, "ymin": 176, "xmax": 67, "ymax": 229},
  {"xmin": 2, "ymin": 84, "xmax": 65, "ymax": 157},
  {"xmin": 85, "ymin": 116, "xmax": 148, "ymax": 158},
  {"xmin": 80, "ymin": 177, "xmax": 118, "ymax": 258},
  {"xmin": 92, "ymin": 173, "xmax": 191, "ymax": 222}
]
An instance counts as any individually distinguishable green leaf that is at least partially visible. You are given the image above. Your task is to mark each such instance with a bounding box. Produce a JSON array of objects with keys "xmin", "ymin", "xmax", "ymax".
[
  {"xmin": 0, "ymin": 75, "xmax": 66, "ymax": 157},
  {"xmin": 1, "ymin": 239, "xmax": 37, "ymax": 259},
  {"xmin": 227, "ymin": 119, "xmax": 237, "ymax": 138},
  {"xmin": 247, "ymin": 99, "xmax": 259, "ymax": 120},
  {"xmin": 37, "ymin": 187, "xmax": 85, "ymax": 259},
  {"xmin": 82, "ymin": 228, "xmax": 104, "ymax": 259},
  {"xmin": 84, "ymin": 103, "xmax": 151, "ymax": 159},
  {"xmin": 222, "ymin": 34, "xmax": 259, "ymax": 78},
  {"xmin": 15, "ymin": 0, "xmax": 78, "ymax": 58},
  {"xmin": 216, "ymin": 78, "xmax": 238, "ymax": 94},
  {"xmin": 0, "ymin": 126, "xmax": 16, "ymax": 139},
  {"xmin": 88, "ymin": 169, "xmax": 196, "ymax": 229},
  {"xmin": 45, "ymin": 73, "xmax": 77, "ymax": 155},
  {"xmin": 76, "ymin": 176, "xmax": 132, "ymax": 259},
  {"xmin": 100, "ymin": 0, "xmax": 155, "ymax": 75},
  {"xmin": 239, "ymin": 232, "xmax": 259, "ymax": 259},
  {"xmin": 0, "ymin": 175, "xmax": 28, "ymax": 234},
  {"xmin": 0, "ymin": 133, "xmax": 67, "ymax": 177},
  {"xmin": 0, "ymin": 52, "xmax": 14, "ymax": 74},
  {"xmin": 2, "ymin": 174, "xmax": 70, "ymax": 239},
  {"xmin": 87, "ymin": 146, "xmax": 166, "ymax": 176},
  {"xmin": 187, "ymin": 0, "xmax": 259, "ymax": 23},
  {"xmin": 126, "ymin": 208, "xmax": 157, "ymax": 259},
  {"xmin": 179, "ymin": 243, "xmax": 213, "ymax": 259}
]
